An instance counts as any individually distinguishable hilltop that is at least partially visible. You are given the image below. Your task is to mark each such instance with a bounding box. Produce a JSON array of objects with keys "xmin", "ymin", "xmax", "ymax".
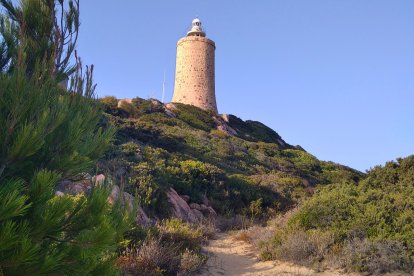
[{"xmin": 98, "ymin": 96, "xmax": 363, "ymax": 220}]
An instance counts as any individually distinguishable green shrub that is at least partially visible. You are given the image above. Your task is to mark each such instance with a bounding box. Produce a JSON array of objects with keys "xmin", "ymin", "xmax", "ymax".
[
  {"xmin": 174, "ymin": 103, "xmax": 216, "ymax": 131},
  {"xmin": 226, "ymin": 115, "xmax": 288, "ymax": 145},
  {"xmin": 158, "ymin": 218, "xmax": 205, "ymax": 252},
  {"xmin": 132, "ymin": 97, "xmax": 164, "ymax": 115},
  {"xmin": 167, "ymin": 160, "xmax": 225, "ymax": 200},
  {"xmin": 99, "ymin": 96, "xmax": 118, "ymax": 112},
  {"xmin": 118, "ymin": 101, "xmax": 138, "ymax": 117}
]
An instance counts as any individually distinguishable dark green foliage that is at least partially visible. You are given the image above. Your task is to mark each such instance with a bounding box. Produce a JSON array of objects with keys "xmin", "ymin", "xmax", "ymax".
[
  {"xmin": 211, "ymin": 175, "xmax": 282, "ymax": 216},
  {"xmin": 132, "ymin": 98, "xmax": 164, "ymax": 115},
  {"xmin": 0, "ymin": 67, "xmax": 114, "ymax": 180},
  {"xmin": 0, "ymin": 71, "xmax": 130, "ymax": 274},
  {"xmin": 173, "ymin": 103, "xmax": 216, "ymax": 131},
  {"xmin": 226, "ymin": 114, "xmax": 289, "ymax": 145},
  {"xmin": 0, "ymin": 171, "xmax": 130, "ymax": 275},
  {"xmin": 99, "ymin": 96, "xmax": 119, "ymax": 114}
]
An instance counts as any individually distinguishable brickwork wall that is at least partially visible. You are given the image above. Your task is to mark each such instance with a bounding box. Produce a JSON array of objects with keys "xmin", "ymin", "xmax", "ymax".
[{"xmin": 172, "ymin": 36, "xmax": 217, "ymax": 113}]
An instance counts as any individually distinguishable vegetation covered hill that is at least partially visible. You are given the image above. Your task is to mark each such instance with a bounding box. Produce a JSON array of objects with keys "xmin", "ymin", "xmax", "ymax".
[{"xmin": 98, "ymin": 96, "xmax": 363, "ymax": 219}]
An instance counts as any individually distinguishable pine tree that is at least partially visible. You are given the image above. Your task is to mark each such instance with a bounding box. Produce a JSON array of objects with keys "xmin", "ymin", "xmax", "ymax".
[
  {"xmin": 0, "ymin": 0, "xmax": 80, "ymax": 81},
  {"xmin": 0, "ymin": 1, "xmax": 130, "ymax": 275}
]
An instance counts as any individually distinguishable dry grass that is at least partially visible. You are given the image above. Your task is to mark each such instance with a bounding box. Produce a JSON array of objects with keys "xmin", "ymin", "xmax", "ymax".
[
  {"xmin": 215, "ymin": 215, "xmax": 253, "ymax": 231},
  {"xmin": 118, "ymin": 218, "xmax": 215, "ymax": 275},
  {"xmin": 255, "ymin": 214, "xmax": 414, "ymax": 274},
  {"xmin": 245, "ymin": 225, "xmax": 274, "ymax": 249},
  {"xmin": 118, "ymin": 238, "xmax": 180, "ymax": 276},
  {"xmin": 340, "ymin": 238, "xmax": 414, "ymax": 274},
  {"xmin": 199, "ymin": 217, "xmax": 217, "ymax": 240},
  {"xmin": 233, "ymin": 230, "xmax": 251, "ymax": 243},
  {"xmin": 275, "ymin": 230, "xmax": 334, "ymax": 265},
  {"xmin": 178, "ymin": 249, "xmax": 208, "ymax": 276}
]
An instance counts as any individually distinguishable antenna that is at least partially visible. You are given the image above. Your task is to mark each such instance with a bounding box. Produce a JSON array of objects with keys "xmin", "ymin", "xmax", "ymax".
[{"xmin": 162, "ymin": 70, "xmax": 166, "ymax": 103}]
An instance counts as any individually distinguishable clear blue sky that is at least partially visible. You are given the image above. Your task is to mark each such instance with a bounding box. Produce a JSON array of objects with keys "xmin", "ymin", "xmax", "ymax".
[{"xmin": 77, "ymin": 0, "xmax": 414, "ymax": 172}]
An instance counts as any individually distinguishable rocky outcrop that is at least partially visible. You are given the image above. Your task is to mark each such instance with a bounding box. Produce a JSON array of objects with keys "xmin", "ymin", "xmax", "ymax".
[
  {"xmin": 56, "ymin": 175, "xmax": 153, "ymax": 227},
  {"xmin": 217, "ymin": 124, "xmax": 237, "ymax": 136},
  {"xmin": 189, "ymin": 203, "xmax": 217, "ymax": 218},
  {"xmin": 57, "ymin": 176, "xmax": 217, "ymax": 226},
  {"xmin": 107, "ymin": 185, "xmax": 153, "ymax": 227},
  {"xmin": 166, "ymin": 188, "xmax": 217, "ymax": 224},
  {"xmin": 213, "ymin": 115, "xmax": 237, "ymax": 136},
  {"xmin": 92, "ymin": 174, "xmax": 106, "ymax": 185},
  {"xmin": 56, "ymin": 174, "xmax": 106, "ymax": 195},
  {"xmin": 56, "ymin": 179, "xmax": 91, "ymax": 195},
  {"xmin": 165, "ymin": 103, "xmax": 178, "ymax": 111},
  {"xmin": 164, "ymin": 103, "xmax": 178, "ymax": 118},
  {"xmin": 117, "ymin": 98, "xmax": 132, "ymax": 108},
  {"xmin": 167, "ymin": 188, "xmax": 204, "ymax": 223},
  {"xmin": 107, "ymin": 184, "xmax": 120, "ymax": 204},
  {"xmin": 181, "ymin": 195, "xmax": 190, "ymax": 203}
]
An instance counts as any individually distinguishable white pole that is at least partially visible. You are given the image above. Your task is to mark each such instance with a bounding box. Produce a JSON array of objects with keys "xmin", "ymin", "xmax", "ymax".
[{"xmin": 162, "ymin": 70, "xmax": 166, "ymax": 103}]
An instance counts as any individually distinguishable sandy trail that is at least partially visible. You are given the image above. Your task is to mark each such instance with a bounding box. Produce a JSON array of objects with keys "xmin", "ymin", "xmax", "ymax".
[{"xmin": 197, "ymin": 232, "xmax": 348, "ymax": 276}]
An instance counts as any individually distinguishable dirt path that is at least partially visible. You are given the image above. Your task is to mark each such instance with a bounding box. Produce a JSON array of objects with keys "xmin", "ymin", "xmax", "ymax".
[{"xmin": 197, "ymin": 232, "xmax": 348, "ymax": 276}]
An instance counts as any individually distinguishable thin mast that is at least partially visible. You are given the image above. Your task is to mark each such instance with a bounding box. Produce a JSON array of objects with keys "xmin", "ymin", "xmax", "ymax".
[{"xmin": 162, "ymin": 70, "xmax": 166, "ymax": 103}]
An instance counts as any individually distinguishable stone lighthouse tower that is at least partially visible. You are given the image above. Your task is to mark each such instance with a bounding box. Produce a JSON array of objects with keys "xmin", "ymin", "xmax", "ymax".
[{"xmin": 172, "ymin": 18, "xmax": 217, "ymax": 113}]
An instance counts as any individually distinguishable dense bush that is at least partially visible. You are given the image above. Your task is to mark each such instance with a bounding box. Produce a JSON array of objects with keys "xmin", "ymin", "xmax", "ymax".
[
  {"xmin": 226, "ymin": 115, "xmax": 288, "ymax": 144},
  {"xmin": 292, "ymin": 156, "xmax": 414, "ymax": 247},
  {"xmin": 260, "ymin": 156, "xmax": 414, "ymax": 273},
  {"xmin": 173, "ymin": 103, "xmax": 216, "ymax": 132}
]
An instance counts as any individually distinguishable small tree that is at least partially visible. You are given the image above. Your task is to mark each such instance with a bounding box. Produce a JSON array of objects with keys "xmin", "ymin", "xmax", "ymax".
[{"xmin": 0, "ymin": 0, "xmax": 130, "ymax": 274}]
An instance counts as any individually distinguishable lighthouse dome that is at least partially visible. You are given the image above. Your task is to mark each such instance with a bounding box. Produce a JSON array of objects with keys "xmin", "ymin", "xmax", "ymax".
[{"xmin": 187, "ymin": 18, "xmax": 206, "ymax": 37}]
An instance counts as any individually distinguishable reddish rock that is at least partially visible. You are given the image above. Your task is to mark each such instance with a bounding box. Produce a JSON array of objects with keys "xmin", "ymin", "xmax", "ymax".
[
  {"xmin": 56, "ymin": 179, "xmax": 90, "ymax": 195},
  {"xmin": 200, "ymin": 204, "xmax": 217, "ymax": 218},
  {"xmin": 181, "ymin": 195, "xmax": 190, "ymax": 203},
  {"xmin": 92, "ymin": 174, "xmax": 105, "ymax": 185},
  {"xmin": 123, "ymin": 191, "xmax": 135, "ymax": 210},
  {"xmin": 202, "ymin": 193, "xmax": 210, "ymax": 206},
  {"xmin": 192, "ymin": 209, "xmax": 204, "ymax": 221},
  {"xmin": 165, "ymin": 103, "xmax": 178, "ymax": 111},
  {"xmin": 117, "ymin": 98, "xmax": 132, "ymax": 108},
  {"xmin": 137, "ymin": 206, "xmax": 152, "ymax": 227},
  {"xmin": 167, "ymin": 188, "xmax": 203, "ymax": 224},
  {"xmin": 164, "ymin": 109, "xmax": 176, "ymax": 118},
  {"xmin": 217, "ymin": 124, "xmax": 237, "ymax": 136},
  {"xmin": 189, "ymin": 203, "xmax": 202, "ymax": 211},
  {"xmin": 107, "ymin": 185, "xmax": 120, "ymax": 205},
  {"xmin": 57, "ymin": 178, "xmax": 152, "ymax": 226},
  {"xmin": 206, "ymin": 206, "xmax": 217, "ymax": 217}
]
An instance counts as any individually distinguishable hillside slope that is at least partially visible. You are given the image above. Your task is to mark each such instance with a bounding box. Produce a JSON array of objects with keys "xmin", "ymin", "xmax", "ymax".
[{"xmin": 98, "ymin": 97, "xmax": 363, "ymax": 219}]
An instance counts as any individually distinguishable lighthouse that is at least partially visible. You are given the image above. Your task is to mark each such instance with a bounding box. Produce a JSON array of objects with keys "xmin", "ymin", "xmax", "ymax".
[{"xmin": 172, "ymin": 18, "xmax": 218, "ymax": 113}]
